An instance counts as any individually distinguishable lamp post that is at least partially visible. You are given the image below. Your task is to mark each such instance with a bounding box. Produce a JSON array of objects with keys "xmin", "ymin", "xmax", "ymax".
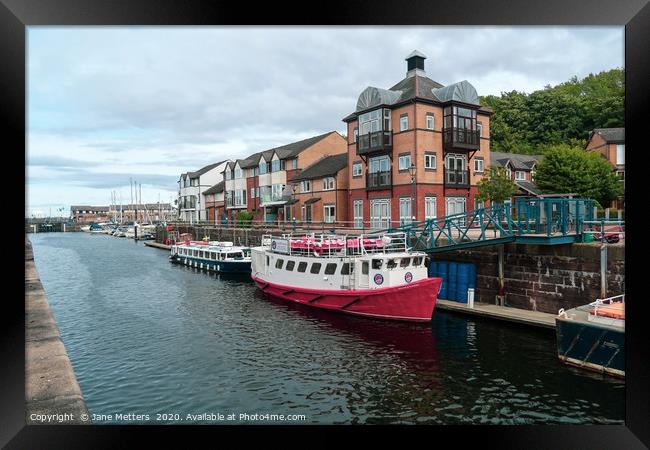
[
  {"xmin": 292, "ymin": 184, "xmax": 297, "ymax": 231},
  {"xmin": 408, "ymin": 163, "xmax": 417, "ymax": 223}
]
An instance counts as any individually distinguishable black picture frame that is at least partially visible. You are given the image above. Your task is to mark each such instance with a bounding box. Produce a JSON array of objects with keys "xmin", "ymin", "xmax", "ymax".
[{"xmin": 3, "ymin": 0, "xmax": 649, "ymax": 447}]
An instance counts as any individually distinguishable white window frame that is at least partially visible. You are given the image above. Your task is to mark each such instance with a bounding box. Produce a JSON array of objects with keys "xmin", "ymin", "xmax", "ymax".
[
  {"xmin": 323, "ymin": 177, "xmax": 335, "ymax": 191},
  {"xmin": 400, "ymin": 115, "xmax": 409, "ymax": 131},
  {"xmin": 352, "ymin": 162, "xmax": 363, "ymax": 177},
  {"xmin": 301, "ymin": 180, "xmax": 311, "ymax": 193},
  {"xmin": 477, "ymin": 122, "xmax": 483, "ymax": 137},
  {"xmin": 425, "ymin": 196, "xmax": 437, "ymax": 220},
  {"xmin": 399, "ymin": 198, "xmax": 412, "ymax": 224},
  {"xmin": 324, "ymin": 205, "xmax": 335, "ymax": 223},
  {"xmin": 616, "ymin": 144, "xmax": 625, "ymax": 165},
  {"xmin": 398, "ymin": 154, "xmax": 412, "ymax": 171},
  {"xmin": 474, "ymin": 158, "xmax": 484, "ymax": 173},
  {"xmin": 424, "ymin": 153, "xmax": 436, "ymax": 169},
  {"xmin": 353, "ymin": 200, "xmax": 363, "ymax": 229},
  {"xmin": 426, "ymin": 113, "xmax": 434, "ymax": 130},
  {"xmin": 515, "ymin": 171, "xmax": 526, "ymax": 181}
]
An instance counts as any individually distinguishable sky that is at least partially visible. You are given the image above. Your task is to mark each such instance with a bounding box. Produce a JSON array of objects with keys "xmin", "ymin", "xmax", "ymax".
[{"xmin": 26, "ymin": 26, "xmax": 623, "ymax": 218}]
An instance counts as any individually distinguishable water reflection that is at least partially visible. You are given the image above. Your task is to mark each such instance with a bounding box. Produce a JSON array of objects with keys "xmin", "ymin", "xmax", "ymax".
[{"xmin": 29, "ymin": 233, "xmax": 624, "ymax": 425}]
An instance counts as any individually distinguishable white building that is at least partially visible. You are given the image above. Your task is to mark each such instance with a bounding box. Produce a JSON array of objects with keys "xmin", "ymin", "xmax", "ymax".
[{"xmin": 177, "ymin": 160, "xmax": 230, "ymax": 223}]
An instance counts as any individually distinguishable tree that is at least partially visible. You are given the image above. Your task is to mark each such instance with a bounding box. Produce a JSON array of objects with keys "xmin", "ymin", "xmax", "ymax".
[
  {"xmin": 476, "ymin": 167, "xmax": 520, "ymax": 205},
  {"xmin": 480, "ymin": 68, "xmax": 624, "ymax": 155},
  {"xmin": 534, "ymin": 146, "xmax": 623, "ymax": 207}
]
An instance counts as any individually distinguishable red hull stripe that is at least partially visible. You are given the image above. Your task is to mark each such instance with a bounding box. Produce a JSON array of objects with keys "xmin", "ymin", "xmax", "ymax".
[{"xmin": 252, "ymin": 275, "xmax": 442, "ymax": 322}]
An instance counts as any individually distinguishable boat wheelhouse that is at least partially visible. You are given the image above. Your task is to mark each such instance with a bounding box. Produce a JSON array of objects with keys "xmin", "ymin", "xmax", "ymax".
[
  {"xmin": 251, "ymin": 231, "xmax": 442, "ymax": 322},
  {"xmin": 170, "ymin": 241, "xmax": 251, "ymax": 274},
  {"xmin": 556, "ymin": 294, "xmax": 625, "ymax": 378}
]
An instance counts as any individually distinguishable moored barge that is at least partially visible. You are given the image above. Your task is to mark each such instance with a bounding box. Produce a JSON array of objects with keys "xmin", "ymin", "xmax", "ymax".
[
  {"xmin": 555, "ymin": 294, "xmax": 625, "ymax": 378},
  {"xmin": 250, "ymin": 232, "xmax": 442, "ymax": 322},
  {"xmin": 170, "ymin": 241, "xmax": 252, "ymax": 274}
]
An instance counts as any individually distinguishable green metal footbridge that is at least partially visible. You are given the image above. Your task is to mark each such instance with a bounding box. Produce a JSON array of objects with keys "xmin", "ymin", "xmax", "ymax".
[{"xmin": 386, "ymin": 197, "xmax": 622, "ymax": 253}]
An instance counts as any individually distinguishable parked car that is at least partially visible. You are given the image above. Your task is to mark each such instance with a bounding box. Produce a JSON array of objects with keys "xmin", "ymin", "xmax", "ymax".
[{"xmin": 594, "ymin": 224, "xmax": 624, "ymax": 243}]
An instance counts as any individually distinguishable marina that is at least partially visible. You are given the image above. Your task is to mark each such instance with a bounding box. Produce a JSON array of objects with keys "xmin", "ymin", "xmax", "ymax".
[{"xmin": 27, "ymin": 232, "xmax": 625, "ymax": 424}]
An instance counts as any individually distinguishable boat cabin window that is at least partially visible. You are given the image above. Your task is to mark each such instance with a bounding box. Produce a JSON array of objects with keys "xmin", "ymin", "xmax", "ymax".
[
  {"xmin": 211, "ymin": 252, "xmax": 217, "ymax": 260},
  {"xmin": 400, "ymin": 257, "xmax": 411, "ymax": 268},
  {"xmin": 362, "ymin": 261, "xmax": 369, "ymax": 275},
  {"xmin": 193, "ymin": 250, "xmax": 198, "ymax": 257},
  {"xmin": 297, "ymin": 262, "xmax": 308, "ymax": 273},
  {"xmin": 340, "ymin": 263, "xmax": 350, "ymax": 275},
  {"xmin": 386, "ymin": 259, "xmax": 397, "ymax": 269},
  {"xmin": 412, "ymin": 256, "xmax": 422, "ymax": 266},
  {"xmin": 372, "ymin": 259, "xmax": 383, "ymax": 269},
  {"xmin": 325, "ymin": 263, "xmax": 337, "ymax": 275},
  {"xmin": 275, "ymin": 259, "xmax": 284, "ymax": 269},
  {"xmin": 286, "ymin": 260, "xmax": 295, "ymax": 271},
  {"xmin": 310, "ymin": 263, "xmax": 322, "ymax": 274},
  {"xmin": 231, "ymin": 252, "xmax": 243, "ymax": 258},
  {"xmin": 266, "ymin": 255, "xmax": 270, "ymax": 266},
  {"xmin": 199, "ymin": 251, "xmax": 204, "ymax": 258}
]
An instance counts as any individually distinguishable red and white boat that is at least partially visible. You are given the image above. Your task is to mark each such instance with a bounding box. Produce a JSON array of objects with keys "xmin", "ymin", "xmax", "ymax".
[{"xmin": 250, "ymin": 231, "xmax": 442, "ymax": 322}]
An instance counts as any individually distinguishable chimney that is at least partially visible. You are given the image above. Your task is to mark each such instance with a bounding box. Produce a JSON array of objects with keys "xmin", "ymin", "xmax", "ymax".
[{"xmin": 405, "ymin": 50, "xmax": 426, "ymax": 78}]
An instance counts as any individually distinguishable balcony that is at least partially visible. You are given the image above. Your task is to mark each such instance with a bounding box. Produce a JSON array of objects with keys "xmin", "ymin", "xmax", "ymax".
[
  {"xmin": 367, "ymin": 170, "xmax": 392, "ymax": 190},
  {"xmin": 445, "ymin": 168, "xmax": 470, "ymax": 187},
  {"xmin": 356, "ymin": 131, "xmax": 393, "ymax": 156},
  {"xmin": 443, "ymin": 127, "xmax": 480, "ymax": 151},
  {"xmin": 260, "ymin": 192, "xmax": 293, "ymax": 206}
]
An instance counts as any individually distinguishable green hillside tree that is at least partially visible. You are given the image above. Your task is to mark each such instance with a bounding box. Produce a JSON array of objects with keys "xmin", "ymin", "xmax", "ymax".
[{"xmin": 534, "ymin": 146, "xmax": 623, "ymax": 207}]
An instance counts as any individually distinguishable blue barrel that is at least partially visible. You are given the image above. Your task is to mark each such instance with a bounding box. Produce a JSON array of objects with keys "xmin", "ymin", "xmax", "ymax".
[
  {"xmin": 447, "ymin": 262, "xmax": 458, "ymax": 301},
  {"xmin": 438, "ymin": 262, "xmax": 448, "ymax": 299},
  {"xmin": 428, "ymin": 260, "xmax": 437, "ymax": 278},
  {"xmin": 457, "ymin": 263, "xmax": 471, "ymax": 303}
]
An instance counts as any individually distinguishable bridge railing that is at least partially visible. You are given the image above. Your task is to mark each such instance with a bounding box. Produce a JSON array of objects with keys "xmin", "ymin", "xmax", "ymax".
[{"xmin": 385, "ymin": 197, "xmax": 595, "ymax": 251}]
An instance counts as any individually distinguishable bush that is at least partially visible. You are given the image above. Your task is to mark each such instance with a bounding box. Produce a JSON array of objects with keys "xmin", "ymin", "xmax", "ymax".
[{"xmin": 236, "ymin": 211, "xmax": 255, "ymax": 228}]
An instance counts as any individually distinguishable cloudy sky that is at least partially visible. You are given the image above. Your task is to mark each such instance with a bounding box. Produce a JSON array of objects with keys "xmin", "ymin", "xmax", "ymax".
[{"xmin": 26, "ymin": 26, "xmax": 623, "ymax": 217}]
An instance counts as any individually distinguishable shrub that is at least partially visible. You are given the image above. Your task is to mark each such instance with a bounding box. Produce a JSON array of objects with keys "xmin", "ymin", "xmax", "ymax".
[{"xmin": 236, "ymin": 211, "xmax": 255, "ymax": 228}]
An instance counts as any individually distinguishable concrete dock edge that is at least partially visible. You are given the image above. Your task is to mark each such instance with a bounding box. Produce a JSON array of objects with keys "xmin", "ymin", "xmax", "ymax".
[{"xmin": 25, "ymin": 239, "xmax": 90, "ymax": 424}]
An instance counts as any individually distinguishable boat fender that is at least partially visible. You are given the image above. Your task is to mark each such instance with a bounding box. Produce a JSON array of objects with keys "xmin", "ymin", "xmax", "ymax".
[{"xmin": 558, "ymin": 308, "xmax": 569, "ymax": 319}]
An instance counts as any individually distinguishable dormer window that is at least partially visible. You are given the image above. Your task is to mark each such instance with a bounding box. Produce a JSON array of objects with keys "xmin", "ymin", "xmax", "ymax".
[
  {"xmin": 258, "ymin": 161, "xmax": 267, "ymax": 175},
  {"xmin": 271, "ymin": 160, "xmax": 281, "ymax": 172}
]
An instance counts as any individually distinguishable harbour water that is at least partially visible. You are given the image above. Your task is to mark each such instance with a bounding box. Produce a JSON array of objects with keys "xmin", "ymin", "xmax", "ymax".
[{"xmin": 29, "ymin": 232, "xmax": 624, "ymax": 424}]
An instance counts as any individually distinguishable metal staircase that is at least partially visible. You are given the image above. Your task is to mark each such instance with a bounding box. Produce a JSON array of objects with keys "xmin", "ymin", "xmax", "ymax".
[{"xmin": 385, "ymin": 197, "xmax": 598, "ymax": 253}]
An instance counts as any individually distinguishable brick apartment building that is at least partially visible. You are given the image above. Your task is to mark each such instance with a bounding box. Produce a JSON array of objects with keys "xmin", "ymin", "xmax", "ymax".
[
  {"xmin": 342, "ymin": 51, "xmax": 493, "ymax": 228},
  {"xmin": 223, "ymin": 131, "xmax": 347, "ymax": 224}
]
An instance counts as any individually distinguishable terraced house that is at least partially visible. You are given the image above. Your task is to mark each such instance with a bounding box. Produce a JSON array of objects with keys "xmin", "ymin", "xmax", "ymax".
[
  {"xmin": 342, "ymin": 51, "xmax": 492, "ymax": 228},
  {"xmin": 223, "ymin": 132, "xmax": 347, "ymax": 223},
  {"xmin": 178, "ymin": 160, "xmax": 230, "ymax": 223}
]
